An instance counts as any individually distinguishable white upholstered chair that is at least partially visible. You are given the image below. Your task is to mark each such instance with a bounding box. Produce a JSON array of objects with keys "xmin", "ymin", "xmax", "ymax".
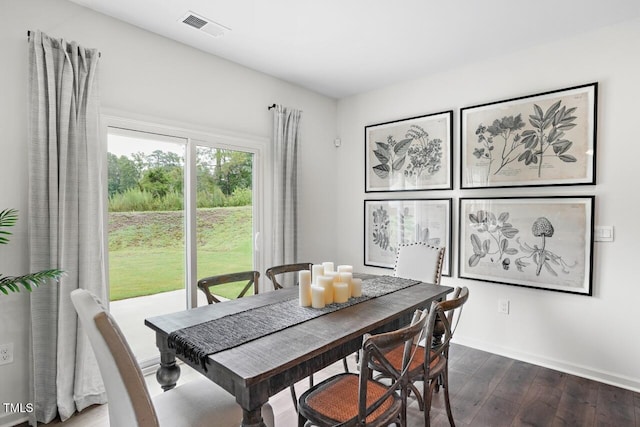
[
  {"xmin": 394, "ymin": 242, "xmax": 445, "ymax": 285},
  {"xmin": 70, "ymin": 289, "xmax": 274, "ymax": 427}
]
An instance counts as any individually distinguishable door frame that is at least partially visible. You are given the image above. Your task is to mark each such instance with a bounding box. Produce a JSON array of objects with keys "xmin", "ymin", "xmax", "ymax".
[{"xmin": 101, "ymin": 112, "xmax": 271, "ymax": 311}]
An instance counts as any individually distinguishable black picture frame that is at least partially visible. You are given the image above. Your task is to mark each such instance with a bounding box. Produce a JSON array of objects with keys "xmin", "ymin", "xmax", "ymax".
[
  {"xmin": 458, "ymin": 196, "xmax": 594, "ymax": 296},
  {"xmin": 460, "ymin": 83, "xmax": 597, "ymax": 189},
  {"xmin": 365, "ymin": 111, "xmax": 453, "ymax": 192},
  {"xmin": 364, "ymin": 198, "xmax": 452, "ymax": 276}
]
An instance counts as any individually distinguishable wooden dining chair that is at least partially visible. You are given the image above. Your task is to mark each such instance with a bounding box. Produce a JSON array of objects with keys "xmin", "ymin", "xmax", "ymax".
[
  {"xmin": 265, "ymin": 262, "xmax": 322, "ymax": 410},
  {"xmin": 265, "ymin": 262, "xmax": 313, "ymax": 289},
  {"xmin": 297, "ymin": 308, "xmax": 430, "ymax": 427},
  {"xmin": 70, "ymin": 288, "xmax": 275, "ymax": 427},
  {"xmin": 394, "ymin": 242, "xmax": 445, "ymax": 285},
  {"xmin": 369, "ymin": 287, "xmax": 469, "ymax": 427},
  {"xmin": 197, "ymin": 270, "xmax": 260, "ymax": 304}
]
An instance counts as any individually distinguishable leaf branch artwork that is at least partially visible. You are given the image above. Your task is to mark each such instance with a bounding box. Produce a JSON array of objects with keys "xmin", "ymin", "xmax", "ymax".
[
  {"xmin": 366, "ymin": 111, "xmax": 452, "ymax": 192},
  {"xmin": 518, "ymin": 101, "xmax": 578, "ymax": 177},
  {"xmin": 473, "ymin": 101, "xmax": 578, "ymax": 182},
  {"xmin": 365, "ymin": 199, "xmax": 452, "ymax": 274},
  {"xmin": 372, "ymin": 135, "xmax": 412, "ymax": 180},
  {"xmin": 461, "ymin": 83, "xmax": 597, "ymax": 188},
  {"xmin": 459, "ymin": 197, "xmax": 594, "ymax": 296},
  {"xmin": 372, "ymin": 125, "xmax": 442, "ymax": 183}
]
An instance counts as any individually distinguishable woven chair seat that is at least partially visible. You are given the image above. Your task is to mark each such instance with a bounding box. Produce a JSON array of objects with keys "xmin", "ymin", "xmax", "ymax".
[
  {"xmin": 379, "ymin": 344, "xmax": 443, "ymax": 376},
  {"xmin": 300, "ymin": 373, "xmax": 401, "ymax": 425}
]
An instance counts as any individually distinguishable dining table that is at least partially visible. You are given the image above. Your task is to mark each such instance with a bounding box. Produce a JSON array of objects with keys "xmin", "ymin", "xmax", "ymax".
[{"xmin": 145, "ymin": 274, "xmax": 452, "ymax": 427}]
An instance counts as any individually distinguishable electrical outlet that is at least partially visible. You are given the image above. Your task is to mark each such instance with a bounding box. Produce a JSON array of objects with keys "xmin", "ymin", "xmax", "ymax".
[
  {"xmin": 0, "ymin": 343, "xmax": 14, "ymax": 365},
  {"xmin": 498, "ymin": 299, "xmax": 510, "ymax": 315}
]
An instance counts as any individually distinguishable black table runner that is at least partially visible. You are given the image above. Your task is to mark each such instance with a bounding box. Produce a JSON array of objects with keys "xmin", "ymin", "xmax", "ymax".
[{"xmin": 168, "ymin": 275, "xmax": 420, "ymax": 369}]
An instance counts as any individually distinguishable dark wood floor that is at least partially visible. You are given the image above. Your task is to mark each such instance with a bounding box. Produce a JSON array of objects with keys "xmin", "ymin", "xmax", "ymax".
[
  {"xmin": 419, "ymin": 344, "xmax": 640, "ymax": 427},
  {"xmin": 33, "ymin": 343, "xmax": 640, "ymax": 427}
]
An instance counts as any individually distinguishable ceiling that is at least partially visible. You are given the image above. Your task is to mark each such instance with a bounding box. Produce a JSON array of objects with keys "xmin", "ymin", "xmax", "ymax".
[{"xmin": 69, "ymin": 0, "xmax": 640, "ymax": 99}]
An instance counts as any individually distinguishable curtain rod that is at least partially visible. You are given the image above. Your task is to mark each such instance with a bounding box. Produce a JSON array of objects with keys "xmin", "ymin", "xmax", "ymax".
[
  {"xmin": 267, "ymin": 104, "xmax": 277, "ymax": 110},
  {"xmin": 27, "ymin": 30, "xmax": 102, "ymax": 57}
]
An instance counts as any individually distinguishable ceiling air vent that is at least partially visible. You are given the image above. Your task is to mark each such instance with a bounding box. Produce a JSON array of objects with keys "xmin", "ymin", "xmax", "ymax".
[{"xmin": 181, "ymin": 12, "xmax": 231, "ymax": 38}]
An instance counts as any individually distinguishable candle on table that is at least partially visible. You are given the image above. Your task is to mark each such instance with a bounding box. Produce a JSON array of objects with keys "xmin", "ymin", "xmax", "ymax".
[
  {"xmin": 339, "ymin": 272, "xmax": 353, "ymax": 295},
  {"xmin": 351, "ymin": 278, "xmax": 362, "ymax": 297},
  {"xmin": 311, "ymin": 285, "xmax": 325, "ymax": 309},
  {"xmin": 334, "ymin": 282, "xmax": 349, "ymax": 303},
  {"xmin": 326, "ymin": 271, "xmax": 340, "ymax": 284},
  {"xmin": 317, "ymin": 276, "xmax": 334, "ymax": 304},
  {"xmin": 322, "ymin": 262, "xmax": 334, "ymax": 273},
  {"xmin": 311, "ymin": 264, "xmax": 325, "ymax": 284},
  {"xmin": 298, "ymin": 270, "xmax": 312, "ymax": 307},
  {"xmin": 337, "ymin": 265, "xmax": 353, "ymax": 273}
]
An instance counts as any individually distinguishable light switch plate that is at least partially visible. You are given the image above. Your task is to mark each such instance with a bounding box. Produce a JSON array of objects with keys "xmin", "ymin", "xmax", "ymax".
[{"xmin": 594, "ymin": 226, "xmax": 614, "ymax": 242}]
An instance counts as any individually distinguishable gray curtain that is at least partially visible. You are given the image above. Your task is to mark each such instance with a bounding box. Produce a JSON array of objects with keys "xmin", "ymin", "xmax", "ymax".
[
  {"xmin": 27, "ymin": 30, "xmax": 106, "ymax": 424},
  {"xmin": 272, "ymin": 105, "xmax": 302, "ymax": 270}
]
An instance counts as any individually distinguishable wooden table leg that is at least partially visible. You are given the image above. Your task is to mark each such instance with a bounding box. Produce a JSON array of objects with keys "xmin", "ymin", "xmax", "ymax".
[
  {"xmin": 156, "ymin": 338, "xmax": 180, "ymax": 391},
  {"xmin": 241, "ymin": 407, "xmax": 267, "ymax": 427}
]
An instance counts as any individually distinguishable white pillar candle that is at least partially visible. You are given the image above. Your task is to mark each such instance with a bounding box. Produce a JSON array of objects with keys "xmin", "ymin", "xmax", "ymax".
[
  {"xmin": 351, "ymin": 278, "xmax": 363, "ymax": 297},
  {"xmin": 337, "ymin": 265, "xmax": 353, "ymax": 273},
  {"xmin": 322, "ymin": 261, "xmax": 334, "ymax": 273},
  {"xmin": 334, "ymin": 282, "xmax": 349, "ymax": 303},
  {"xmin": 311, "ymin": 285, "xmax": 325, "ymax": 309},
  {"xmin": 339, "ymin": 272, "xmax": 353, "ymax": 296},
  {"xmin": 326, "ymin": 271, "xmax": 340, "ymax": 284},
  {"xmin": 311, "ymin": 264, "xmax": 325, "ymax": 284},
  {"xmin": 298, "ymin": 270, "xmax": 312, "ymax": 307},
  {"xmin": 317, "ymin": 276, "xmax": 334, "ymax": 304}
]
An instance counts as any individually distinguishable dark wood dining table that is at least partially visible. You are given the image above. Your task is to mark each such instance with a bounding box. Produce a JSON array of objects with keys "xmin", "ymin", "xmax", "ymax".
[{"xmin": 145, "ymin": 274, "xmax": 452, "ymax": 427}]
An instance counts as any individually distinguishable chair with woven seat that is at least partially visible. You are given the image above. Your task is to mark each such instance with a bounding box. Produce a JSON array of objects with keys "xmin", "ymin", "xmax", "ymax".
[
  {"xmin": 297, "ymin": 308, "xmax": 431, "ymax": 427},
  {"xmin": 70, "ymin": 288, "xmax": 274, "ymax": 427},
  {"xmin": 265, "ymin": 262, "xmax": 323, "ymax": 410},
  {"xmin": 369, "ymin": 287, "xmax": 469, "ymax": 427},
  {"xmin": 265, "ymin": 262, "xmax": 314, "ymax": 289},
  {"xmin": 394, "ymin": 242, "xmax": 445, "ymax": 285},
  {"xmin": 197, "ymin": 270, "xmax": 260, "ymax": 304}
]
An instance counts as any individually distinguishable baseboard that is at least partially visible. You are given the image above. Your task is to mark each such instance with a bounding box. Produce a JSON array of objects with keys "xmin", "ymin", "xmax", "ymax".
[{"xmin": 454, "ymin": 336, "xmax": 640, "ymax": 393}]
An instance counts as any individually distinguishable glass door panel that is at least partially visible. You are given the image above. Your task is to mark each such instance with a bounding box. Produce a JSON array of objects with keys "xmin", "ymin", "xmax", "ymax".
[
  {"xmin": 195, "ymin": 146, "xmax": 254, "ymax": 304},
  {"xmin": 107, "ymin": 127, "xmax": 187, "ymax": 364}
]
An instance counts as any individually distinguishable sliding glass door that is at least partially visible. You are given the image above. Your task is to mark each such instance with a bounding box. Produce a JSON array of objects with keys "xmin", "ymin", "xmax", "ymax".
[{"xmin": 105, "ymin": 122, "xmax": 262, "ymax": 365}]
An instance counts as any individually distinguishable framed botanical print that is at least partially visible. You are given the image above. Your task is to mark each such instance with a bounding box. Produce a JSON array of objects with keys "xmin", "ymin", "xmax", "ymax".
[
  {"xmin": 458, "ymin": 196, "xmax": 594, "ymax": 295},
  {"xmin": 364, "ymin": 198, "xmax": 452, "ymax": 275},
  {"xmin": 460, "ymin": 83, "xmax": 597, "ymax": 189},
  {"xmin": 365, "ymin": 111, "xmax": 453, "ymax": 192}
]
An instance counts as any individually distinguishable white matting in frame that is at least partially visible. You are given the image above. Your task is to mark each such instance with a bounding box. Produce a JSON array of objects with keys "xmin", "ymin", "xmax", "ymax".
[
  {"xmin": 458, "ymin": 196, "xmax": 594, "ymax": 295},
  {"xmin": 364, "ymin": 198, "xmax": 452, "ymax": 276},
  {"xmin": 460, "ymin": 83, "xmax": 597, "ymax": 189},
  {"xmin": 365, "ymin": 111, "xmax": 453, "ymax": 192}
]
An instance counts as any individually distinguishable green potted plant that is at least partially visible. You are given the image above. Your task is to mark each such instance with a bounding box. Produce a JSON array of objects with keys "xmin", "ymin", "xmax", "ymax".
[{"xmin": 0, "ymin": 208, "xmax": 63, "ymax": 295}]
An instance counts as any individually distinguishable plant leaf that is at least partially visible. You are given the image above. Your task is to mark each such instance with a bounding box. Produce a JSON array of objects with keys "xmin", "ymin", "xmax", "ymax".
[
  {"xmin": 373, "ymin": 149, "xmax": 389, "ymax": 165},
  {"xmin": 470, "ymin": 234, "xmax": 482, "ymax": 254},
  {"xmin": 504, "ymin": 248, "xmax": 518, "ymax": 255},
  {"xmin": 394, "ymin": 138, "xmax": 413, "ymax": 157},
  {"xmin": 552, "ymin": 140, "xmax": 573, "ymax": 155},
  {"xmin": 543, "ymin": 101, "xmax": 562, "ymax": 122},
  {"xmin": 501, "ymin": 227, "xmax": 519, "ymax": 239},
  {"xmin": 372, "ymin": 164, "xmax": 390, "ymax": 178},
  {"xmin": 556, "ymin": 123, "xmax": 577, "ymax": 131},
  {"xmin": 392, "ymin": 156, "xmax": 406, "ymax": 171},
  {"xmin": 498, "ymin": 212, "xmax": 509, "ymax": 223},
  {"xmin": 533, "ymin": 104, "xmax": 544, "ymax": 120},
  {"xmin": 469, "ymin": 253, "xmax": 481, "ymax": 267},
  {"xmin": 559, "ymin": 154, "xmax": 577, "ymax": 162},
  {"xmin": 482, "ymin": 239, "xmax": 491, "ymax": 254}
]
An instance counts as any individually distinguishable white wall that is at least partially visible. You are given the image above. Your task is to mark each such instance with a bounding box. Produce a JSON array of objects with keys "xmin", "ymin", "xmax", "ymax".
[
  {"xmin": 0, "ymin": 0, "xmax": 337, "ymax": 424},
  {"xmin": 336, "ymin": 19, "xmax": 640, "ymax": 391}
]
